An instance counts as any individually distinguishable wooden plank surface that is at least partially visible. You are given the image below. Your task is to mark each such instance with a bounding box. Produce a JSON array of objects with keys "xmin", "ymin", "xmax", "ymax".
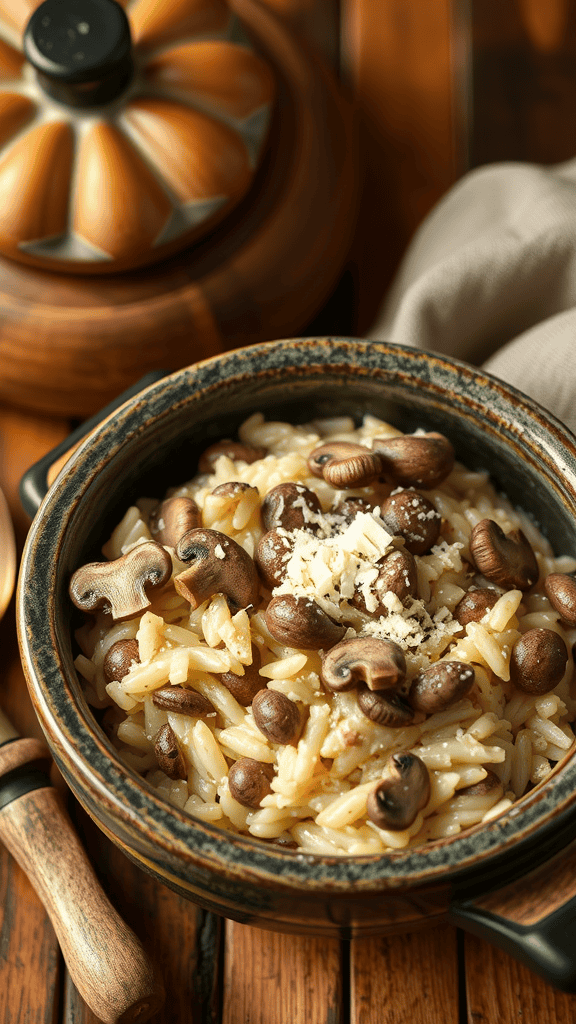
[
  {"xmin": 222, "ymin": 921, "xmax": 344, "ymax": 1024},
  {"xmin": 464, "ymin": 931, "xmax": 576, "ymax": 1024},
  {"xmin": 470, "ymin": 0, "xmax": 576, "ymax": 168},
  {"xmin": 341, "ymin": 0, "xmax": 461, "ymax": 332},
  {"xmin": 350, "ymin": 927, "xmax": 460, "ymax": 1024}
]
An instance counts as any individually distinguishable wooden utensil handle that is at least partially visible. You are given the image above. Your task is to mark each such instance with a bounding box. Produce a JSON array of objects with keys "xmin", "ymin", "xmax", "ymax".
[
  {"xmin": 0, "ymin": 778, "xmax": 164, "ymax": 1023},
  {"xmin": 450, "ymin": 838, "xmax": 576, "ymax": 991}
]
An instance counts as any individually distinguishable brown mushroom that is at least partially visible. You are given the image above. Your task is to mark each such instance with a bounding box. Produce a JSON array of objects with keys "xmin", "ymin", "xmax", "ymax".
[
  {"xmin": 255, "ymin": 529, "xmax": 295, "ymax": 589},
  {"xmin": 321, "ymin": 637, "xmax": 406, "ymax": 692},
  {"xmin": 409, "ymin": 661, "xmax": 475, "ymax": 714},
  {"xmin": 366, "ymin": 752, "xmax": 430, "ymax": 830},
  {"xmin": 220, "ymin": 647, "xmax": 263, "ymax": 706},
  {"xmin": 149, "ymin": 496, "xmax": 201, "ymax": 548},
  {"xmin": 69, "ymin": 541, "xmax": 172, "ymax": 622},
  {"xmin": 356, "ymin": 685, "xmax": 414, "ymax": 727},
  {"xmin": 252, "ymin": 689, "xmax": 301, "ymax": 745},
  {"xmin": 103, "ymin": 638, "xmax": 140, "ymax": 682},
  {"xmin": 265, "ymin": 594, "xmax": 346, "ymax": 650},
  {"xmin": 509, "ymin": 628, "xmax": 568, "ymax": 694},
  {"xmin": 152, "ymin": 686, "xmax": 217, "ymax": 718},
  {"xmin": 198, "ymin": 440, "xmax": 266, "ymax": 473},
  {"xmin": 379, "ymin": 490, "xmax": 441, "ymax": 555},
  {"xmin": 372, "ymin": 432, "xmax": 455, "ymax": 489},
  {"xmin": 469, "ymin": 519, "xmax": 539, "ymax": 592},
  {"xmin": 154, "ymin": 723, "xmax": 188, "ymax": 781},
  {"xmin": 458, "ymin": 769, "xmax": 503, "ymax": 799},
  {"xmin": 353, "ymin": 548, "xmax": 418, "ymax": 615},
  {"xmin": 544, "ymin": 572, "xmax": 576, "ymax": 627},
  {"xmin": 175, "ymin": 529, "xmax": 259, "ymax": 611},
  {"xmin": 261, "ymin": 482, "xmax": 321, "ymax": 532},
  {"xmin": 307, "ymin": 442, "xmax": 383, "ymax": 489},
  {"xmin": 228, "ymin": 757, "xmax": 274, "ymax": 808},
  {"xmin": 210, "ymin": 481, "xmax": 254, "ymax": 499},
  {"xmin": 331, "ymin": 496, "xmax": 374, "ymax": 522},
  {"xmin": 454, "ymin": 587, "xmax": 500, "ymax": 626}
]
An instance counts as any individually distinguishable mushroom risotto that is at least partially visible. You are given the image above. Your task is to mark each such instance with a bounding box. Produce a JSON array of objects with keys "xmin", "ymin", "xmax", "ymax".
[{"xmin": 71, "ymin": 413, "xmax": 576, "ymax": 855}]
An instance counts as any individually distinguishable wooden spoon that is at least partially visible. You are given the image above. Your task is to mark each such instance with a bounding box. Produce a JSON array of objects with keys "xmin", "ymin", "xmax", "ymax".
[{"xmin": 0, "ymin": 487, "xmax": 164, "ymax": 1024}]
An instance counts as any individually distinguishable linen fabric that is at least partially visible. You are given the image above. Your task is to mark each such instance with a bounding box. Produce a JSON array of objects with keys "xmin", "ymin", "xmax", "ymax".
[{"xmin": 368, "ymin": 159, "xmax": 576, "ymax": 435}]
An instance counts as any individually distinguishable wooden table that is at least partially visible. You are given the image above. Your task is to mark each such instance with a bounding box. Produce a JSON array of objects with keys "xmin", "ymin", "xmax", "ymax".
[
  {"xmin": 4, "ymin": 1, "xmax": 576, "ymax": 1021},
  {"xmin": 3, "ymin": 410, "xmax": 576, "ymax": 1023}
]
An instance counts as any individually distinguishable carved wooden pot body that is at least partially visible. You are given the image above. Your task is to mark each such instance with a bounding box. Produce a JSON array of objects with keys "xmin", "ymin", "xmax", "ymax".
[
  {"xmin": 0, "ymin": 0, "xmax": 274, "ymax": 273},
  {"xmin": 0, "ymin": 0, "xmax": 357, "ymax": 416}
]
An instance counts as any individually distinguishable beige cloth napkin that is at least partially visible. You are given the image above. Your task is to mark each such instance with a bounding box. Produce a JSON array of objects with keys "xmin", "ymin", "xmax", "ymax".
[{"xmin": 368, "ymin": 158, "xmax": 576, "ymax": 435}]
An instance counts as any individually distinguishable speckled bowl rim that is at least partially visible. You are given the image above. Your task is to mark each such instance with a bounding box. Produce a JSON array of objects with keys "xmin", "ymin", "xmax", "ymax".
[{"xmin": 17, "ymin": 337, "xmax": 576, "ymax": 893}]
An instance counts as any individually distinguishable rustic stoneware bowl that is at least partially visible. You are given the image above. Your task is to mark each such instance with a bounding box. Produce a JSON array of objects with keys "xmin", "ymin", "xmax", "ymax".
[{"xmin": 16, "ymin": 338, "xmax": 576, "ymax": 990}]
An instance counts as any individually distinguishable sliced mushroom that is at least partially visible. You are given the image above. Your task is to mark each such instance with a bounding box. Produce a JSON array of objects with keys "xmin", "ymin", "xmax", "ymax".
[
  {"xmin": 366, "ymin": 751, "xmax": 430, "ymax": 830},
  {"xmin": 510, "ymin": 628, "xmax": 568, "ymax": 694},
  {"xmin": 454, "ymin": 587, "xmax": 500, "ymax": 626},
  {"xmin": 356, "ymin": 685, "xmax": 414, "ymax": 727},
  {"xmin": 265, "ymin": 594, "xmax": 346, "ymax": 650},
  {"xmin": 255, "ymin": 529, "xmax": 295, "ymax": 589},
  {"xmin": 544, "ymin": 572, "xmax": 576, "ymax": 627},
  {"xmin": 149, "ymin": 496, "xmax": 201, "ymax": 548},
  {"xmin": 372, "ymin": 432, "xmax": 455, "ymax": 489},
  {"xmin": 252, "ymin": 688, "xmax": 301, "ymax": 745},
  {"xmin": 307, "ymin": 442, "xmax": 383, "ymax": 489},
  {"xmin": 379, "ymin": 490, "xmax": 441, "ymax": 556},
  {"xmin": 220, "ymin": 647, "xmax": 263, "ymax": 706},
  {"xmin": 198, "ymin": 439, "xmax": 266, "ymax": 473},
  {"xmin": 353, "ymin": 548, "xmax": 418, "ymax": 616},
  {"xmin": 321, "ymin": 637, "xmax": 406, "ymax": 692},
  {"xmin": 261, "ymin": 482, "xmax": 321, "ymax": 532},
  {"xmin": 154, "ymin": 723, "xmax": 188, "ymax": 781},
  {"xmin": 409, "ymin": 661, "xmax": 475, "ymax": 714},
  {"xmin": 69, "ymin": 541, "xmax": 172, "ymax": 622},
  {"xmin": 228, "ymin": 757, "xmax": 274, "ymax": 808},
  {"xmin": 175, "ymin": 528, "xmax": 259, "ymax": 611},
  {"xmin": 469, "ymin": 519, "xmax": 538, "ymax": 592},
  {"xmin": 152, "ymin": 686, "xmax": 217, "ymax": 718},
  {"xmin": 103, "ymin": 638, "xmax": 140, "ymax": 682}
]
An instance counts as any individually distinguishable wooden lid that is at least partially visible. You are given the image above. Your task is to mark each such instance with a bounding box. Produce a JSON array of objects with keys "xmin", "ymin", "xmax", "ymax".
[{"xmin": 0, "ymin": 0, "xmax": 274, "ymax": 273}]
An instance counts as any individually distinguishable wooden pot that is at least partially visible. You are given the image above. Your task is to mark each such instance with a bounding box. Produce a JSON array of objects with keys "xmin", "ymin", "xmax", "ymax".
[{"xmin": 0, "ymin": 0, "xmax": 357, "ymax": 416}]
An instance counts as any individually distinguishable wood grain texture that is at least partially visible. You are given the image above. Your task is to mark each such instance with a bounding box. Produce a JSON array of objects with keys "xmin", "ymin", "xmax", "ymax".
[
  {"xmin": 258, "ymin": 0, "xmax": 340, "ymax": 66},
  {"xmin": 470, "ymin": 0, "xmax": 576, "ymax": 168},
  {"xmin": 0, "ymin": 852, "xmax": 60, "ymax": 1024},
  {"xmin": 464, "ymin": 930, "xmax": 576, "ymax": 1023},
  {"xmin": 222, "ymin": 920, "xmax": 344, "ymax": 1024},
  {"xmin": 341, "ymin": 0, "xmax": 460, "ymax": 332},
  {"xmin": 350, "ymin": 926, "xmax": 460, "ymax": 1024},
  {"xmin": 65, "ymin": 804, "xmax": 222, "ymax": 1024},
  {"xmin": 0, "ymin": 407, "xmax": 68, "ymax": 546},
  {"xmin": 0, "ymin": 735, "xmax": 49, "ymax": 774},
  {"xmin": 466, "ymin": 838, "xmax": 576, "ymax": 928},
  {"xmin": 0, "ymin": 0, "xmax": 356, "ymax": 418},
  {"xmin": 0, "ymin": 787, "xmax": 165, "ymax": 1024}
]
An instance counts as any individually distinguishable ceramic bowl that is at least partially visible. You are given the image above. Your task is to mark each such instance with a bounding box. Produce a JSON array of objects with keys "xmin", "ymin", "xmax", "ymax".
[{"xmin": 16, "ymin": 338, "xmax": 576, "ymax": 989}]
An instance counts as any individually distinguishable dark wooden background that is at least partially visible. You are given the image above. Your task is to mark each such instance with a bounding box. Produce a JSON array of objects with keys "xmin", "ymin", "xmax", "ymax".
[{"xmin": 3, "ymin": 1, "xmax": 576, "ymax": 1021}]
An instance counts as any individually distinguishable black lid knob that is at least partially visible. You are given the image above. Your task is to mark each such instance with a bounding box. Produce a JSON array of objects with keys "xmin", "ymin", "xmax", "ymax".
[{"xmin": 24, "ymin": 0, "xmax": 133, "ymax": 107}]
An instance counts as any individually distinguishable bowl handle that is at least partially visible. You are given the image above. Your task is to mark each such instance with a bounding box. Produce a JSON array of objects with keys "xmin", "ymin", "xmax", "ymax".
[
  {"xmin": 450, "ymin": 838, "xmax": 576, "ymax": 991},
  {"xmin": 19, "ymin": 371, "xmax": 167, "ymax": 518}
]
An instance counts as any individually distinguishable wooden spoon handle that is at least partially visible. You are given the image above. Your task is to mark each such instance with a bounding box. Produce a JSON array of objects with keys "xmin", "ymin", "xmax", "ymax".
[{"xmin": 0, "ymin": 744, "xmax": 164, "ymax": 1023}]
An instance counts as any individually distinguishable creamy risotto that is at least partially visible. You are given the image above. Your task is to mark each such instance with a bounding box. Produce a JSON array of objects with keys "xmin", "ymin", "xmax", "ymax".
[{"xmin": 70, "ymin": 414, "xmax": 576, "ymax": 855}]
